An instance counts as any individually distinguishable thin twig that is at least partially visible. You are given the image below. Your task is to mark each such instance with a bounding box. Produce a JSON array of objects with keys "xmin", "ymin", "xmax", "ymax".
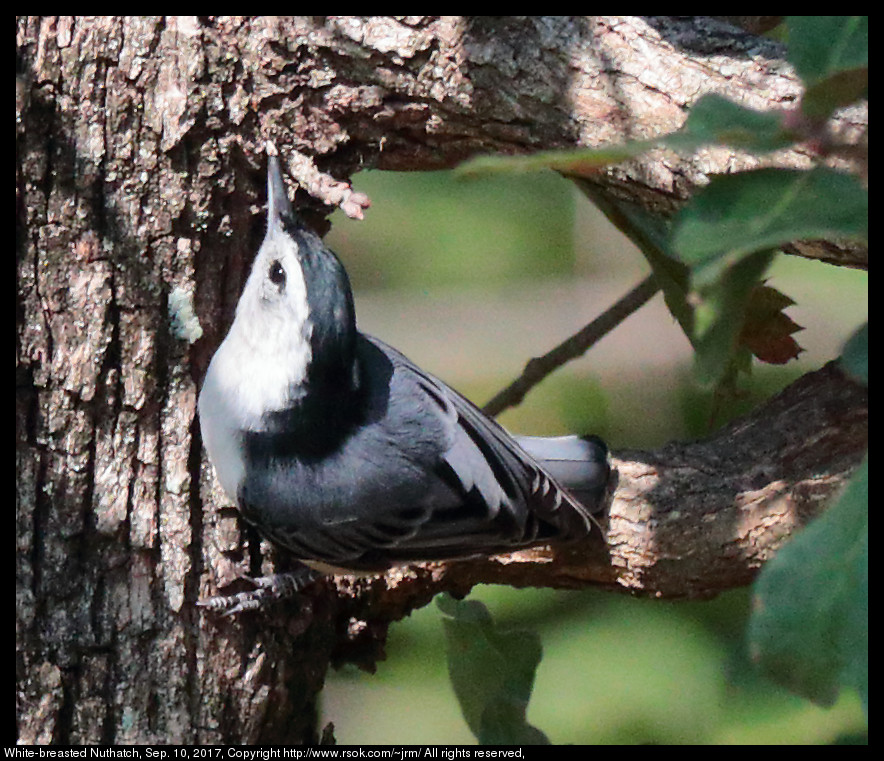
[{"xmin": 482, "ymin": 274, "xmax": 661, "ymax": 417}]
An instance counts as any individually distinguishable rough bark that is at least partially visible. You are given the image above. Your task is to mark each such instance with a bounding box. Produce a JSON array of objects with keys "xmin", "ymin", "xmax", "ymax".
[{"xmin": 16, "ymin": 16, "xmax": 867, "ymax": 745}]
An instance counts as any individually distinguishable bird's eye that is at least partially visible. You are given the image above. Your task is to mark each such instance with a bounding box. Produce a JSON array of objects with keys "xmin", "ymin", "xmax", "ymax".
[{"xmin": 268, "ymin": 260, "xmax": 286, "ymax": 288}]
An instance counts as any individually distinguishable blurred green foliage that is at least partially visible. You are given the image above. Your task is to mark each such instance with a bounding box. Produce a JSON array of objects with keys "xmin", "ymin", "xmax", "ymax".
[
  {"xmin": 437, "ymin": 593, "xmax": 550, "ymax": 744},
  {"xmin": 749, "ymin": 458, "xmax": 868, "ymax": 710}
]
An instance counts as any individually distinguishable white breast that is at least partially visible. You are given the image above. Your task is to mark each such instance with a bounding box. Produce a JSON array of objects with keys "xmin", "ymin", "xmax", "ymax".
[{"xmin": 198, "ymin": 348, "xmax": 248, "ymax": 501}]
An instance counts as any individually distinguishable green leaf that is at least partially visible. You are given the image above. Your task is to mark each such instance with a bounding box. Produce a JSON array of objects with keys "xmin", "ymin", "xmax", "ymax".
[
  {"xmin": 749, "ymin": 458, "xmax": 868, "ymax": 710},
  {"xmin": 673, "ymin": 168, "xmax": 868, "ymax": 268},
  {"xmin": 802, "ymin": 68, "xmax": 869, "ymax": 120},
  {"xmin": 438, "ymin": 593, "xmax": 550, "ymax": 745},
  {"xmin": 839, "ymin": 322, "xmax": 868, "ymax": 385},
  {"xmin": 681, "ymin": 94, "xmax": 798, "ymax": 153},
  {"xmin": 455, "ymin": 142, "xmax": 662, "ymax": 179},
  {"xmin": 787, "ymin": 16, "xmax": 868, "ymax": 87},
  {"xmin": 787, "ymin": 16, "xmax": 868, "ymax": 119},
  {"xmin": 691, "ymin": 249, "xmax": 776, "ymax": 387}
]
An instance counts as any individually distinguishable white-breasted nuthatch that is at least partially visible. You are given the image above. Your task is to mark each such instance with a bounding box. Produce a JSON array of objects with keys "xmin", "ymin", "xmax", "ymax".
[{"xmin": 197, "ymin": 152, "xmax": 610, "ymax": 613}]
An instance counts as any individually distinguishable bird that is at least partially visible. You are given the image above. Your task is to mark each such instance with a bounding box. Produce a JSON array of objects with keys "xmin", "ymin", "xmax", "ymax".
[{"xmin": 197, "ymin": 150, "xmax": 610, "ymax": 614}]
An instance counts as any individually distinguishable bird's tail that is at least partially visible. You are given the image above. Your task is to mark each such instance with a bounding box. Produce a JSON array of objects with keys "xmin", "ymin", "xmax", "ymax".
[{"xmin": 514, "ymin": 434, "xmax": 611, "ymax": 513}]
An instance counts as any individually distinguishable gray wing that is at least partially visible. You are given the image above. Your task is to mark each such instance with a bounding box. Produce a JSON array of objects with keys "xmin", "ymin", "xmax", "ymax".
[
  {"xmin": 239, "ymin": 335, "xmax": 601, "ymax": 568},
  {"xmin": 374, "ymin": 337, "xmax": 598, "ymax": 540}
]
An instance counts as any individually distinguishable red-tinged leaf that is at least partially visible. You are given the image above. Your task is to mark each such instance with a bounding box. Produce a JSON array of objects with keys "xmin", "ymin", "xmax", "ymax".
[
  {"xmin": 742, "ymin": 324, "xmax": 804, "ymax": 364},
  {"xmin": 739, "ymin": 284, "xmax": 804, "ymax": 365}
]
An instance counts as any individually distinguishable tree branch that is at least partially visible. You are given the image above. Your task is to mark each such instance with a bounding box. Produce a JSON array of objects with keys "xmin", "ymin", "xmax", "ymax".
[
  {"xmin": 482, "ymin": 274, "xmax": 660, "ymax": 417},
  {"xmin": 273, "ymin": 15, "xmax": 866, "ymax": 268}
]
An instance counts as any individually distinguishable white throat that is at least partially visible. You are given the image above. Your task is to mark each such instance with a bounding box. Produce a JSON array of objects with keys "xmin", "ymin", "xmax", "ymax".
[{"xmin": 198, "ymin": 229, "xmax": 313, "ymax": 499}]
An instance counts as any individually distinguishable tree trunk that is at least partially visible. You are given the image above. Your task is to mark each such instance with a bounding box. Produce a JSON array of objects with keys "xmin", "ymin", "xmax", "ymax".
[{"xmin": 15, "ymin": 16, "xmax": 867, "ymax": 744}]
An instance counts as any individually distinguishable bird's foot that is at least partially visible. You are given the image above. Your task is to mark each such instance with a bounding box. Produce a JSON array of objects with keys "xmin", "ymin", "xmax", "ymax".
[{"xmin": 197, "ymin": 566, "xmax": 322, "ymax": 616}]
